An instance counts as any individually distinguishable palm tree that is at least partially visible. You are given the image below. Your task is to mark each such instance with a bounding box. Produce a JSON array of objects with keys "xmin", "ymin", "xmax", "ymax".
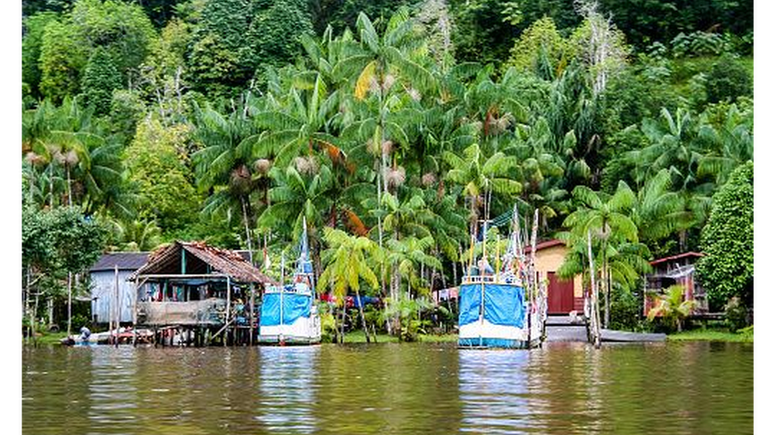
[
  {"xmin": 628, "ymin": 107, "xmax": 707, "ymax": 191},
  {"xmin": 23, "ymin": 98, "xmax": 131, "ymax": 216},
  {"xmin": 317, "ymin": 227, "xmax": 381, "ymax": 343},
  {"xmin": 443, "ymin": 143, "xmax": 522, "ymax": 235},
  {"xmin": 336, "ymin": 10, "xmax": 436, "ymax": 248},
  {"xmin": 256, "ymin": 163, "xmax": 336, "ymax": 269},
  {"xmin": 629, "ymin": 168, "xmax": 694, "ymax": 257},
  {"xmin": 107, "ymin": 218, "xmax": 163, "ymax": 252},
  {"xmin": 509, "ymin": 117, "xmax": 571, "ymax": 229},
  {"xmin": 563, "ymin": 181, "xmax": 640, "ymax": 327},
  {"xmin": 249, "ymin": 70, "xmax": 345, "ymax": 168},
  {"xmin": 192, "ymin": 104, "xmax": 260, "ymax": 262},
  {"xmin": 384, "ymin": 235, "xmax": 441, "ymax": 338},
  {"xmin": 647, "ymin": 285, "xmax": 696, "ymax": 332},
  {"xmin": 696, "ymin": 104, "xmax": 753, "ymax": 186}
]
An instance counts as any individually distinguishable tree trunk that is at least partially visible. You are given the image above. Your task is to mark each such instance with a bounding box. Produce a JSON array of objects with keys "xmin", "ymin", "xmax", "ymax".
[
  {"xmin": 33, "ymin": 290, "xmax": 40, "ymax": 345},
  {"xmin": 587, "ymin": 231, "xmax": 601, "ymax": 348},
  {"xmin": 338, "ymin": 305, "xmax": 346, "ymax": 344},
  {"xmin": 354, "ymin": 288, "xmax": 370, "ymax": 343},
  {"xmin": 605, "ymin": 266, "xmax": 612, "ymax": 328},
  {"xmin": 66, "ymin": 166, "xmax": 72, "ymax": 207},
  {"xmin": 602, "ymin": 254, "xmax": 610, "ymax": 328},
  {"xmin": 25, "ymin": 266, "xmax": 32, "ymax": 344},
  {"xmin": 67, "ymin": 272, "xmax": 72, "ymax": 336},
  {"xmin": 241, "ymin": 196, "xmax": 254, "ymax": 265},
  {"xmin": 48, "ymin": 298, "xmax": 53, "ymax": 329}
]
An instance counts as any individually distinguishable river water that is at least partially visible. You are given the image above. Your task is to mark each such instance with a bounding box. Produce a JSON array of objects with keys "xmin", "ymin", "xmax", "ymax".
[{"xmin": 22, "ymin": 341, "xmax": 752, "ymax": 435}]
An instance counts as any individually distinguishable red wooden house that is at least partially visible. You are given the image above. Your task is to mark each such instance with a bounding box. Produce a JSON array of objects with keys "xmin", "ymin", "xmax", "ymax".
[{"xmin": 643, "ymin": 252, "xmax": 708, "ymax": 315}]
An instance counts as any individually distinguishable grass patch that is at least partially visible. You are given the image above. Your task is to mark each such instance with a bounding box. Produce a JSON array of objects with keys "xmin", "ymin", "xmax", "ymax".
[
  {"xmin": 667, "ymin": 327, "xmax": 753, "ymax": 343},
  {"xmin": 24, "ymin": 331, "xmax": 68, "ymax": 345},
  {"xmin": 339, "ymin": 330, "xmax": 458, "ymax": 344}
]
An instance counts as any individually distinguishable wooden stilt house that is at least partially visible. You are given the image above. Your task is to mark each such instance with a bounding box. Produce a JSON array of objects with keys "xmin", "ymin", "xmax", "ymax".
[{"xmin": 128, "ymin": 241, "xmax": 278, "ymax": 346}]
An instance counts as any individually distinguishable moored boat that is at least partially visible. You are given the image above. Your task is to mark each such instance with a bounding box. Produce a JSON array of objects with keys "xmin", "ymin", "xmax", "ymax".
[
  {"xmin": 457, "ymin": 207, "xmax": 547, "ymax": 349},
  {"xmin": 257, "ymin": 219, "xmax": 321, "ymax": 345}
]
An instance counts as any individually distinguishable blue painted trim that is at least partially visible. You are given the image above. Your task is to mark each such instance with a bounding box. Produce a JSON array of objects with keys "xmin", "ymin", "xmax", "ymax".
[{"xmin": 457, "ymin": 337, "xmax": 532, "ymax": 349}]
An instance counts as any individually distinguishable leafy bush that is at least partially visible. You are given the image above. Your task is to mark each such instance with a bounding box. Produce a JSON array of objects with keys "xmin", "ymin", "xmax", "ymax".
[
  {"xmin": 647, "ymin": 285, "xmax": 696, "ymax": 332},
  {"xmin": 671, "ymin": 32, "xmax": 731, "ymax": 58},
  {"xmin": 71, "ymin": 314, "xmax": 91, "ymax": 331},
  {"xmin": 609, "ymin": 285, "xmax": 642, "ymax": 331},
  {"xmin": 696, "ymin": 162, "xmax": 753, "ymax": 308},
  {"xmin": 705, "ymin": 54, "xmax": 753, "ymax": 104},
  {"xmin": 724, "ymin": 297, "xmax": 750, "ymax": 332}
]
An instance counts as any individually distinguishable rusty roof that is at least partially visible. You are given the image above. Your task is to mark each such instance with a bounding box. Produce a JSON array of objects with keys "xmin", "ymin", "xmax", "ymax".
[
  {"xmin": 650, "ymin": 251, "xmax": 704, "ymax": 266},
  {"xmin": 129, "ymin": 241, "xmax": 278, "ymax": 285},
  {"xmin": 523, "ymin": 239, "xmax": 566, "ymax": 253}
]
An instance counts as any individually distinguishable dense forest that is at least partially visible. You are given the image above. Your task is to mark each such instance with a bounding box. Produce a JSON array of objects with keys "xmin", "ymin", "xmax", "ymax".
[{"xmin": 22, "ymin": 0, "xmax": 753, "ymax": 335}]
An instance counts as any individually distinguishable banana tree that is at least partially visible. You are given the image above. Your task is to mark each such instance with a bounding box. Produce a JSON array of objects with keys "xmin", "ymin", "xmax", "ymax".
[{"xmin": 317, "ymin": 227, "xmax": 381, "ymax": 343}]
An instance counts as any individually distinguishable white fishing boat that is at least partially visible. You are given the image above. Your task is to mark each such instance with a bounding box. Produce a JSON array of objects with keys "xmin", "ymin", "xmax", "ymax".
[
  {"xmin": 257, "ymin": 219, "xmax": 321, "ymax": 345},
  {"xmin": 458, "ymin": 207, "xmax": 547, "ymax": 349}
]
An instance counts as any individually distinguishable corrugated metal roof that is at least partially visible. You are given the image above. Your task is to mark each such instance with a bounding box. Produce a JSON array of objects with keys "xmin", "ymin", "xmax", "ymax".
[
  {"xmin": 129, "ymin": 241, "xmax": 277, "ymax": 285},
  {"xmin": 90, "ymin": 252, "xmax": 149, "ymax": 272},
  {"xmin": 650, "ymin": 252, "xmax": 704, "ymax": 266}
]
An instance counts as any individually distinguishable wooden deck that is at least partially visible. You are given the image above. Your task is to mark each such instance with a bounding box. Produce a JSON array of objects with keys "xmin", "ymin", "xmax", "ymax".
[{"xmin": 546, "ymin": 325, "xmax": 666, "ymax": 343}]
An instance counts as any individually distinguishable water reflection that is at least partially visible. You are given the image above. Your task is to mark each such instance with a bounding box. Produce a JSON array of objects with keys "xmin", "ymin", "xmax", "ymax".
[
  {"xmin": 458, "ymin": 349, "xmax": 537, "ymax": 434},
  {"xmin": 88, "ymin": 347, "xmax": 138, "ymax": 433},
  {"xmin": 22, "ymin": 342, "xmax": 753, "ymax": 435},
  {"xmin": 255, "ymin": 346, "xmax": 320, "ymax": 434}
]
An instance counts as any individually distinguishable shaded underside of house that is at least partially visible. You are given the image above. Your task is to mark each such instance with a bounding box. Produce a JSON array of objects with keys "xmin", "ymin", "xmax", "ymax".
[{"xmin": 129, "ymin": 241, "xmax": 278, "ymax": 328}]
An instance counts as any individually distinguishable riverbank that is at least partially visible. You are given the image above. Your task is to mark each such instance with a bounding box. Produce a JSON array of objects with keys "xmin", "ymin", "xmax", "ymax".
[
  {"xmin": 23, "ymin": 331, "xmax": 68, "ymax": 345},
  {"xmin": 338, "ymin": 331, "xmax": 458, "ymax": 343},
  {"xmin": 25, "ymin": 327, "xmax": 754, "ymax": 345},
  {"xmin": 667, "ymin": 327, "xmax": 753, "ymax": 343}
]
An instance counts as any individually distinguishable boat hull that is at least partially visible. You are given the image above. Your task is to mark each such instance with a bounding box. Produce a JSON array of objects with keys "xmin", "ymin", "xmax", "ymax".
[
  {"xmin": 457, "ymin": 282, "xmax": 544, "ymax": 350},
  {"xmin": 258, "ymin": 314, "xmax": 321, "ymax": 345},
  {"xmin": 457, "ymin": 336, "xmax": 542, "ymax": 349}
]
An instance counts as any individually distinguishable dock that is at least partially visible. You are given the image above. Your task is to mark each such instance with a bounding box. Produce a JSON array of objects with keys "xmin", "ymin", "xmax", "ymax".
[{"xmin": 545, "ymin": 315, "xmax": 666, "ymax": 343}]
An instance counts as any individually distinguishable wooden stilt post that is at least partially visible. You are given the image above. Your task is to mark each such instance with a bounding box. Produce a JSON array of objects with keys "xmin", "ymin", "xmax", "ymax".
[
  {"xmin": 114, "ymin": 265, "xmax": 120, "ymax": 347},
  {"xmin": 249, "ymin": 283, "xmax": 255, "ymax": 346},
  {"xmin": 225, "ymin": 276, "xmax": 231, "ymax": 347},
  {"xmin": 132, "ymin": 281, "xmax": 138, "ymax": 347}
]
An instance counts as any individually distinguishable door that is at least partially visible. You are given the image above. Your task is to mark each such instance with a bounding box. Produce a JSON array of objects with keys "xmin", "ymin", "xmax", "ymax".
[{"xmin": 547, "ymin": 272, "xmax": 574, "ymax": 314}]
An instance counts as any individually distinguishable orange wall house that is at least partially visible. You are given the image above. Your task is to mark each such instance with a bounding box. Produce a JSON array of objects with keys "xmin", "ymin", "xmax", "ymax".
[{"xmin": 526, "ymin": 240, "xmax": 584, "ymax": 314}]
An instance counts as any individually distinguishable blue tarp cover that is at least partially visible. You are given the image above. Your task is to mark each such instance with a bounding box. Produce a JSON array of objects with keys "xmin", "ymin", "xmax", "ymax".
[
  {"xmin": 458, "ymin": 284, "xmax": 482, "ymax": 327},
  {"xmin": 458, "ymin": 283, "xmax": 524, "ymax": 328},
  {"xmin": 483, "ymin": 284, "xmax": 524, "ymax": 327},
  {"xmin": 260, "ymin": 292, "xmax": 311, "ymax": 326}
]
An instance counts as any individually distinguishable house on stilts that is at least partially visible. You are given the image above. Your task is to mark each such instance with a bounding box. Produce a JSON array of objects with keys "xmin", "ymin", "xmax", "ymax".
[{"xmin": 129, "ymin": 241, "xmax": 277, "ymax": 346}]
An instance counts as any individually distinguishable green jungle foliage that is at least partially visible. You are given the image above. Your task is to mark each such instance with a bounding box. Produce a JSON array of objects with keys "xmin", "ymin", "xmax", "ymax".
[{"xmin": 22, "ymin": 0, "xmax": 753, "ymax": 337}]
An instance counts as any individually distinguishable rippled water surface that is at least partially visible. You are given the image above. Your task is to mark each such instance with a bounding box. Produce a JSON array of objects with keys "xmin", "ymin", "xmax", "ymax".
[{"xmin": 23, "ymin": 341, "xmax": 752, "ymax": 435}]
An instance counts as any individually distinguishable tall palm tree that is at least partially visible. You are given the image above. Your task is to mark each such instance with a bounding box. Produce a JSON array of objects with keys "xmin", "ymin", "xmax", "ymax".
[
  {"xmin": 23, "ymin": 98, "xmax": 131, "ymax": 217},
  {"xmin": 563, "ymin": 181, "xmax": 640, "ymax": 327},
  {"xmin": 630, "ymin": 168, "xmax": 692, "ymax": 257},
  {"xmin": 385, "ymin": 235, "xmax": 442, "ymax": 301},
  {"xmin": 257, "ymin": 163, "xmax": 337, "ymax": 269},
  {"xmin": 192, "ymin": 104, "xmax": 260, "ymax": 261},
  {"xmin": 249, "ymin": 70, "xmax": 345, "ymax": 168},
  {"xmin": 336, "ymin": 10, "xmax": 436, "ymax": 248},
  {"xmin": 628, "ymin": 107, "xmax": 708, "ymax": 191},
  {"xmin": 696, "ymin": 104, "xmax": 753, "ymax": 186},
  {"xmin": 443, "ymin": 143, "xmax": 522, "ymax": 235}
]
